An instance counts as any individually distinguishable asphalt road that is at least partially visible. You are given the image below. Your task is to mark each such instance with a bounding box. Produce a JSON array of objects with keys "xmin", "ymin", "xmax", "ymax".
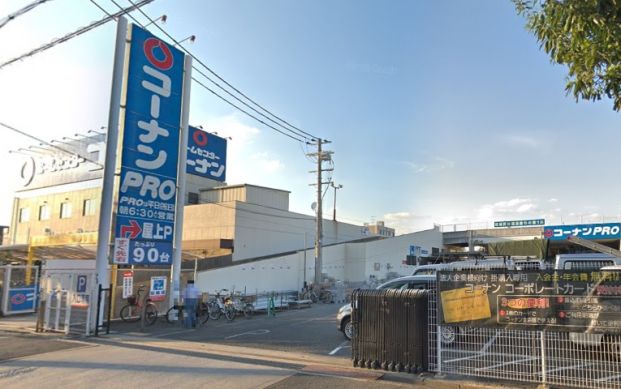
[{"xmin": 111, "ymin": 302, "xmax": 352, "ymax": 359}]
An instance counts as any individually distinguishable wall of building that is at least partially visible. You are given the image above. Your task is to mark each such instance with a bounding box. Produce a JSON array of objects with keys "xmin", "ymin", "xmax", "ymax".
[
  {"xmin": 232, "ymin": 202, "xmax": 368, "ymax": 261},
  {"xmin": 11, "ymin": 184, "xmax": 102, "ymax": 244},
  {"xmin": 196, "ymin": 227, "xmax": 442, "ymax": 293},
  {"xmin": 181, "ymin": 201, "xmax": 236, "ymax": 242}
]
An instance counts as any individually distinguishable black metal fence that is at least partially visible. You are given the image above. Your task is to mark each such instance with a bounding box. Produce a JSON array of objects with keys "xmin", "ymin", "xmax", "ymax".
[{"xmin": 352, "ymin": 288, "xmax": 428, "ymax": 373}]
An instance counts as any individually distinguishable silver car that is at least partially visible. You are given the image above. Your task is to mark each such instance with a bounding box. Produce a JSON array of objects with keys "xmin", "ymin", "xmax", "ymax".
[{"xmin": 337, "ymin": 275, "xmax": 435, "ymax": 341}]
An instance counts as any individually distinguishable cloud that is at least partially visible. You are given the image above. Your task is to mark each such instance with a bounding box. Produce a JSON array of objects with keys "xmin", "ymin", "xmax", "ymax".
[
  {"xmin": 476, "ymin": 198, "xmax": 539, "ymax": 220},
  {"xmin": 403, "ymin": 156, "xmax": 455, "ymax": 173},
  {"xmin": 548, "ymin": 198, "xmax": 559, "ymax": 203},
  {"xmin": 201, "ymin": 114, "xmax": 260, "ymax": 146},
  {"xmin": 502, "ymin": 135, "xmax": 541, "ymax": 149},
  {"xmin": 251, "ymin": 152, "xmax": 285, "ymax": 173}
]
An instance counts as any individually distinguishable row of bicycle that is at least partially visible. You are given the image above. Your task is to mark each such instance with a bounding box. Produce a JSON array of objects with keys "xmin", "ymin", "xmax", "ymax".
[{"xmin": 118, "ymin": 286, "xmax": 254, "ymax": 326}]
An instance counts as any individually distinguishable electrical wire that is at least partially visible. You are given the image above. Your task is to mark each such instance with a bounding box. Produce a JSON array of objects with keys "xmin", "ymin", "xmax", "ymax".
[
  {"xmin": 0, "ymin": 0, "xmax": 153, "ymax": 70},
  {"xmin": 191, "ymin": 78, "xmax": 308, "ymax": 143},
  {"xmin": 124, "ymin": 0, "xmax": 318, "ymax": 142},
  {"xmin": 91, "ymin": 0, "xmax": 312, "ymax": 144},
  {"xmin": 0, "ymin": 0, "xmax": 53, "ymax": 30},
  {"xmin": 1, "ymin": 121, "xmax": 103, "ymax": 167}
]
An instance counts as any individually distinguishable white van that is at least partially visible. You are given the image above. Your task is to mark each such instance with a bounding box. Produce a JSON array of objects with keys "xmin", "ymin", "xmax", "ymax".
[
  {"xmin": 554, "ymin": 254, "xmax": 621, "ymax": 353},
  {"xmin": 555, "ymin": 253, "xmax": 621, "ymax": 271},
  {"xmin": 411, "ymin": 258, "xmax": 545, "ymax": 276}
]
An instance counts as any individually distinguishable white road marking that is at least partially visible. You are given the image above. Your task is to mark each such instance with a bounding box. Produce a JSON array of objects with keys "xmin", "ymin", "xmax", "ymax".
[
  {"xmin": 444, "ymin": 353, "xmax": 487, "ymax": 364},
  {"xmin": 475, "ymin": 356, "xmax": 538, "ymax": 372},
  {"xmin": 225, "ymin": 329, "xmax": 270, "ymax": 339},
  {"xmin": 480, "ymin": 331, "xmax": 499, "ymax": 353},
  {"xmin": 545, "ymin": 362, "xmax": 590, "ymax": 374},
  {"xmin": 596, "ymin": 373, "xmax": 621, "ymax": 383},
  {"xmin": 329, "ymin": 341, "xmax": 350, "ymax": 355},
  {"xmin": 153, "ymin": 329, "xmax": 195, "ymax": 338}
]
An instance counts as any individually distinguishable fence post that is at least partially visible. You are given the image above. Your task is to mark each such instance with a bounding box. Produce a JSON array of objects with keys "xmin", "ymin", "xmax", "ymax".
[
  {"xmin": 95, "ymin": 284, "xmax": 102, "ymax": 336},
  {"xmin": 436, "ymin": 323, "xmax": 442, "ymax": 373},
  {"xmin": 540, "ymin": 330, "xmax": 547, "ymax": 385},
  {"xmin": 107, "ymin": 283, "xmax": 113, "ymax": 334}
]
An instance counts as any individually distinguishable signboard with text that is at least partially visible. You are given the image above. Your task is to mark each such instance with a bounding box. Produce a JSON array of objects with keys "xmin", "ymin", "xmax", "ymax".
[
  {"xmin": 150, "ymin": 276, "xmax": 167, "ymax": 302},
  {"xmin": 494, "ymin": 219, "xmax": 545, "ymax": 228},
  {"xmin": 113, "ymin": 24, "xmax": 186, "ymax": 266},
  {"xmin": 438, "ymin": 270, "xmax": 621, "ymax": 333},
  {"xmin": 122, "ymin": 272, "xmax": 134, "ymax": 299},
  {"xmin": 186, "ymin": 126, "xmax": 227, "ymax": 181},
  {"xmin": 543, "ymin": 223, "xmax": 621, "ymax": 241}
]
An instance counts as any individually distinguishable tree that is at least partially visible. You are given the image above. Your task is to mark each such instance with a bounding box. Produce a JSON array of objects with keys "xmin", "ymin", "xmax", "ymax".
[{"xmin": 514, "ymin": 0, "xmax": 621, "ymax": 111}]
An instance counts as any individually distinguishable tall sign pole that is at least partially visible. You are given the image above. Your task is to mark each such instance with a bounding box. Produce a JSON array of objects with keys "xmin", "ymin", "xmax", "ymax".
[
  {"xmin": 95, "ymin": 16, "xmax": 128, "ymax": 327},
  {"xmin": 170, "ymin": 54, "xmax": 192, "ymax": 309}
]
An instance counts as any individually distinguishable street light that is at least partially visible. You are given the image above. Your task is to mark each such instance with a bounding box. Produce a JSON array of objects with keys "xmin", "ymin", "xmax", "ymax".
[{"xmin": 331, "ymin": 182, "xmax": 343, "ymax": 221}]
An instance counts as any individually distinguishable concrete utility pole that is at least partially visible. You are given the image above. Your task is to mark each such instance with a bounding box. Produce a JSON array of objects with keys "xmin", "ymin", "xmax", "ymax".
[{"xmin": 307, "ymin": 138, "xmax": 332, "ymax": 288}]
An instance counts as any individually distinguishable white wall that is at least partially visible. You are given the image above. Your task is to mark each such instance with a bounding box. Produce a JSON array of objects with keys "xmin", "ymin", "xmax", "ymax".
[
  {"xmin": 232, "ymin": 202, "xmax": 367, "ymax": 261},
  {"xmin": 196, "ymin": 227, "xmax": 443, "ymax": 293}
]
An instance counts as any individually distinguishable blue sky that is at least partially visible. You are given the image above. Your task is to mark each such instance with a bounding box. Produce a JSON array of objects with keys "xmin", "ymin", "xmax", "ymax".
[{"xmin": 1, "ymin": 0, "xmax": 619, "ymax": 233}]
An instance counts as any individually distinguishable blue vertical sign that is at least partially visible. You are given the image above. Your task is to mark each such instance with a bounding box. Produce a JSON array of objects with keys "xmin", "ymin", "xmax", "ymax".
[
  {"xmin": 186, "ymin": 126, "xmax": 227, "ymax": 182},
  {"xmin": 113, "ymin": 24, "xmax": 185, "ymax": 266}
]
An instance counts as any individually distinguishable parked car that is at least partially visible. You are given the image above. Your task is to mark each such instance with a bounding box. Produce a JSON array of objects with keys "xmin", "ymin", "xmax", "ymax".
[{"xmin": 337, "ymin": 275, "xmax": 435, "ymax": 341}]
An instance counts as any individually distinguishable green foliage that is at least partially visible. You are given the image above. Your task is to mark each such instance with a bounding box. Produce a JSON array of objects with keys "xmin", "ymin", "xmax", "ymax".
[{"xmin": 514, "ymin": 0, "xmax": 621, "ymax": 110}]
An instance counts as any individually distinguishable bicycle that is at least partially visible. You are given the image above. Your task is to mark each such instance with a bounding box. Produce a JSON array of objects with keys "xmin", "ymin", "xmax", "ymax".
[
  {"xmin": 207, "ymin": 289, "xmax": 236, "ymax": 321},
  {"xmin": 165, "ymin": 301, "xmax": 209, "ymax": 326},
  {"xmin": 119, "ymin": 286, "xmax": 158, "ymax": 326}
]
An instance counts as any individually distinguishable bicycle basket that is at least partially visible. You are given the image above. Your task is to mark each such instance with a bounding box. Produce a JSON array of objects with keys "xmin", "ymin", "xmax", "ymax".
[{"xmin": 127, "ymin": 295, "xmax": 137, "ymax": 305}]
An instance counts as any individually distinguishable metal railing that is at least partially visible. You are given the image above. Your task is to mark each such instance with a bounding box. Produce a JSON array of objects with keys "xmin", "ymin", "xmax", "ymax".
[{"xmin": 428, "ymin": 266, "xmax": 621, "ymax": 389}]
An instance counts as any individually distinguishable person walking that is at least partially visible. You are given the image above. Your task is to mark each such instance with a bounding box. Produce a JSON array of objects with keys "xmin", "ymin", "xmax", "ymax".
[{"xmin": 182, "ymin": 280, "xmax": 200, "ymax": 328}]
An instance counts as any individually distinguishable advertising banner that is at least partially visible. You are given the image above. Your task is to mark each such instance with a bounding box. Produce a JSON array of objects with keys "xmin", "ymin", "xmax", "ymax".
[
  {"xmin": 150, "ymin": 276, "xmax": 167, "ymax": 302},
  {"xmin": 8, "ymin": 288, "xmax": 37, "ymax": 312},
  {"xmin": 186, "ymin": 126, "xmax": 227, "ymax": 181},
  {"xmin": 543, "ymin": 223, "xmax": 621, "ymax": 241},
  {"xmin": 122, "ymin": 272, "xmax": 134, "ymax": 299},
  {"xmin": 113, "ymin": 24, "xmax": 185, "ymax": 266},
  {"xmin": 494, "ymin": 219, "xmax": 545, "ymax": 228},
  {"xmin": 438, "ymin": 270, "xmax": 621, "ymax": 333}
]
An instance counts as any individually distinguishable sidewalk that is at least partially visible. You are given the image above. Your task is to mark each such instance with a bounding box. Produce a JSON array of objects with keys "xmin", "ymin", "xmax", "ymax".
[
  {"xmin": 0, "ymin": 319, "xmax": 531, "ymax": 389},
  {"xmin": 0, "ymin": 313, "xmax": 37, "ymax": 333}
]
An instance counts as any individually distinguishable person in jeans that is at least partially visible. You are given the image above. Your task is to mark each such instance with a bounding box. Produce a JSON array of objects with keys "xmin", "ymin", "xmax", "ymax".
[{"xmin": 182, "ymin": 280, "xmax": 200, "ymax": 328}]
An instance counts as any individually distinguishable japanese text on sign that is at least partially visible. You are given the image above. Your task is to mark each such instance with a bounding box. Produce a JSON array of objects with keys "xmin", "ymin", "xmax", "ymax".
[
  {"xmin": 543, "ymin": 223, "xmax": 621, "ymax": 241},
  {"xmin": 113, "ymin": 24, "xmax": 186, "ymax": 266},
  {"xmin": 438, "ymin": 270, "xmax": 621, "ymax": 333},
  {"xmin": 186, "ymin": 126, "xmax": 227, "ymax": 181}
]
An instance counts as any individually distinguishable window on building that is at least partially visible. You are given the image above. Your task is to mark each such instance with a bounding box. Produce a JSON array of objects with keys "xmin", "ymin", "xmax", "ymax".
[
  {"xmin": 60, "ymin": 202, "xmax": 72, "ymax": 219},
  {"xmin": 39, "ymin": 204, "xmax": 50, "ymax": 221},
  {"xmin": 83, "ymin": 199, "xmax": 96, "ymax": 216},
  {"xmin": 18, "ymin": 207, "xmax": 30, "ymax": 223},
  {"xmin": 188, "ymin": 192, "xmax": 199, "ymax": 205}
]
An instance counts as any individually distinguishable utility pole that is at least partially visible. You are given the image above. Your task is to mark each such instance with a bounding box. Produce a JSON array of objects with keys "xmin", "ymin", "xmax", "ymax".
[{"xmin": 307, "ymin": 138, "xmax": 332, "ymax": 289}]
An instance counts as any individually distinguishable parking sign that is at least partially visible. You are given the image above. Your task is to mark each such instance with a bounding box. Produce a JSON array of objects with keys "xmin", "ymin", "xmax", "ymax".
[{"xmin": 113, "ymin": 24, "xmax": 186, "ymax": 266}]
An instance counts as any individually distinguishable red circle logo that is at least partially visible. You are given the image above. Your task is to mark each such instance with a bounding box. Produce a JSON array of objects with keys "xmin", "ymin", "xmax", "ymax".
[
  {"xmin": 544, "ymin": 229, "xmax": 553, "ymax": 238},
  {"xmin": 10, "ymin": 293, "xmax": 26, "ymax": 305},
  {"xmin": 193, "ymin": 129, "xmax": 208, "ymax": 147},
  {"xmin": 143, "ymin": 38, "xmax": 174, "ymax": 70}
]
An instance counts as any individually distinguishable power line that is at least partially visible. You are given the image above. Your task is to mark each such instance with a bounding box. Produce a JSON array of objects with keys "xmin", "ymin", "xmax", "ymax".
[
  {"xmin": 122, "ymin": 0, "xmax": 319, "ymax": 142},
  {"xmin": 0, "ymin": 0, "xmax": 153, "ymax": 70},
  {"xmin": 1, "ymin": 121, "xmax": 103, "ymax": 167},
  {"xmin": 191, "ymin": 77, "xmax": 308, "ymax": 143},
  {"xmin": 0, "ymin": 0, "xmax": 53, "ymax": 30},
  {"xmin": 91, "ymin": 0, "xmax": 311, "ymax": 144}
]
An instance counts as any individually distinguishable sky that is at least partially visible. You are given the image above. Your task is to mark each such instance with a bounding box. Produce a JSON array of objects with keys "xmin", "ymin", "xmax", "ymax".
[{"xmin": 0, "ymin": 0, "xmax": 620, "ymax": 234}]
